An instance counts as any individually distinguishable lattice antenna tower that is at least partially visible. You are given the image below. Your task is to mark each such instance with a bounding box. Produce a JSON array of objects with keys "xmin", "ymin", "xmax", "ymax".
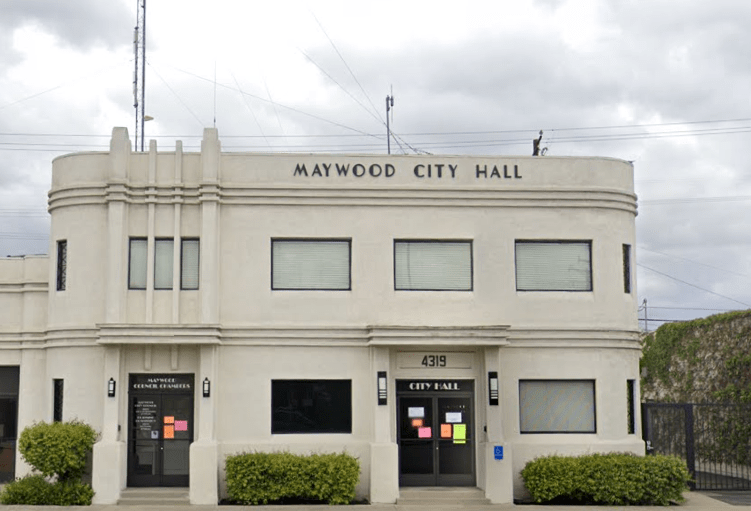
[{"xmin": 133, "ymin": 0, "xmax": 146, "ymax": 151}]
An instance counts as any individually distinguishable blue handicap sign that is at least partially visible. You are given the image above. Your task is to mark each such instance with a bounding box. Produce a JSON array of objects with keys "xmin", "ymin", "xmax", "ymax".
[{"xmin": 494, "ymin": 445, "xmax": 503, "ymax": 460}]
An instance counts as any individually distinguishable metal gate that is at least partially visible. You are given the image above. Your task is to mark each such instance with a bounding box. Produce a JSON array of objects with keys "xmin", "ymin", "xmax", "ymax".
[{"xmin": 642, "ymin": 403, "xmax": 751, "ymax": 490}]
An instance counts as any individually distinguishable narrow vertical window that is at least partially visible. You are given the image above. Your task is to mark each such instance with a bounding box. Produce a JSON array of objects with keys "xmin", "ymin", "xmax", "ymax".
[
  {"xmin": 154, "ymin": 238, "xmax": 174, "ymax": 290},
  {"xmin": 623, "ymin": 244, "xmax": 632, "ymax": 294},
  {"xmin": 181, "ymin": 238, "xmax": 200, "ymax": 290},
  {"xmin": 53, "ymin": 379, "xmax": 64, "ymax": 422},
  {"xmin": 129, "ymin": 238, "xmax": 147, "ymax": 289},
  {"xmin": 56, "ymin": 240, "xmax": 67, "ymax": 291},
  {"xmin": 627, "ymin": 379, "xmax": 635, "ymax": 434}
]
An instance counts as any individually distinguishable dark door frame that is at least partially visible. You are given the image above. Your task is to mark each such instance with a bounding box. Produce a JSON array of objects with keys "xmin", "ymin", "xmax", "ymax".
[
  {"xmin": 396, "ymin": 379, "xmax": 475, "ymax": 487},
  {"xmin": 127, "ymin": 374, "xmax": 194, "ymax": 487}
]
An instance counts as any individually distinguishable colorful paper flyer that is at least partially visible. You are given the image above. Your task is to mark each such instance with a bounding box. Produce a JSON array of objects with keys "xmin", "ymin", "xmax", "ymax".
[
  {"xmin": 408, "ymin": 407, "xmax": 425, "ymax": 418},
  {"xmin": 174, "ymin": 420, "xmax": 188, "ymax": 432},
  {"xmin": 411, "ymin": 419, "xmax": 423, "ymax": 428},
  {"xmin": 163, "ymin": 425, "xmax": 174, "ymax": 439},
  {"xmin": 453, "ymin": 424, "xmax": 466, "ymax": 444},
  {"xmin": 440, "ymin": 424, "xmax": 452, "ymax": 438},
  {"xmin": 446, "ymin": 412, "xmax": 462, "ymax": 423},
  {"xmin": 418, "ymin": 427, "xmax": 432, "ymax": 438},
  {"xmin": 163, "ymin": 416, "xmax": 174, "ymax": 424}
]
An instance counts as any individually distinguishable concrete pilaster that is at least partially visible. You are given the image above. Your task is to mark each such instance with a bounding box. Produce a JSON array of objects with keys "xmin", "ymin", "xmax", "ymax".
[{"xmin": 370, "ymin": 346, "xmax": 398, "ymax": 504}]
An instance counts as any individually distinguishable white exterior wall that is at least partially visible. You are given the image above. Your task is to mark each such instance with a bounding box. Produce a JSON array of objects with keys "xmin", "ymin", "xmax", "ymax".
[{"xmin": 0, "ymin": 126, "xmax": 642, "ymax": 505}]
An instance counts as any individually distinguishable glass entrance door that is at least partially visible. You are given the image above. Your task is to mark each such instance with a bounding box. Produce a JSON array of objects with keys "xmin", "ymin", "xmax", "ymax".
[
  {"xmin": 128, "ymin": 375, "xmax": 194, "ymax": 487},
  {"xmin": 397, "ymin": 386, "xmax": 474, "ymax": 486}
]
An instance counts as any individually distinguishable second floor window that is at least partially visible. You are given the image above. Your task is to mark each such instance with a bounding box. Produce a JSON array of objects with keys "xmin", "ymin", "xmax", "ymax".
[
  {"xmin": 129, "ymin": 237, "xmax": 200, "ymax": 290},
  {"xmin": 271, "ymin": 239, "xmax": 351, "ymax": 290},
  {"xmin": 515, "ymin": 240, "xmax": 592, "ymax": 292},
  {"xmin": 394, "ymin": 240, "xmax": 473, "ymax": 291}
]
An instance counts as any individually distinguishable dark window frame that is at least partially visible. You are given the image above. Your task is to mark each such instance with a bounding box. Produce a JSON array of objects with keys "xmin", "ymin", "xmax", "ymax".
[
  {"xmin": 627, "ymin": 379, "xmax": 636, "ymax": 434},
  {"xmin": 393, "ymin": 239, "xmax": 474, "ymax": 292},
  {"xmin": 623, "ymin": 244, "xmax": 632, "ymax": 294},
  {"xmin": 271, "ymin": 379, "xmax": 352, "ymax": 434},
  {"xmin": 53, "ymin": 379, "xmax": 64, "ymax": 422},
  {"xmin": 519, "ymin": 379, "xmax": 597, "ymax": 434},
  {"xmin": 56, "ymin": 240, "xmax": 67, "ymax": 291},
  {"xmin": 515, "ymin": 239, "xmax": 593, "ymax": 292},
  {"xmin": 271, "ymin": 238, "xmax": 352, "ymax": 291},
  {"xmin": 180, "ymin": 237, "xmax": 200, "ymax": 290},
  {"xmin": 128, "ymin": 237, "xmax": 147, "ymax": 290}
]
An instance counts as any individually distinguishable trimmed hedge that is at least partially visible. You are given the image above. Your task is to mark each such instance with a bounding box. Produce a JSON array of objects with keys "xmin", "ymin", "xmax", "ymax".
[
  {"xmin": 225, "ymin": 451, "xmax": 360, "ymax": 505},
  {"xmin": 0, "ymin": 475, "xmax": 94, "ymax": 506},
  {"xmin": 521, "ymin": 453, "xmax": 691, "ymax": 506},
  {"xmin": 18, "ymin": 420, "xmax": 97, "ymax": 482},
  {"xmin": 0, "ymin": 420, "xmax": 97, "ymax": 505}
]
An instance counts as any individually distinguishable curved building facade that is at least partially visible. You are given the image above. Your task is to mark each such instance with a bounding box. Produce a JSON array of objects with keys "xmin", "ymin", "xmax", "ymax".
[{"xmin": 0, "ymin": 127, "xmax": 642, "ymax": 504}]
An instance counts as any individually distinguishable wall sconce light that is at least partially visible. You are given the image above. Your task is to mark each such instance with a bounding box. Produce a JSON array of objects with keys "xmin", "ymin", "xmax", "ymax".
[
  {"xmin": 377, "ymin": 371, "xmax": 387, "ymax": 405},
  {"xmin": 203, "ymin": 377, "xmax": 211, "ymax": 398},
  {"xmin": 108, "ymin": 378, "xmax": 116, "ymax": 398},
  {"xmin": 488, "ymin": 371, "xmax": 499, "ymax": 406}
]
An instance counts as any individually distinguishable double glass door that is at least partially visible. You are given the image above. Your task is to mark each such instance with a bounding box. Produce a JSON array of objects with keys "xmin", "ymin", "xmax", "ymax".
[
  {"xmin": 128, "ymin": 377, "xmax": 193, "ymax": 487},
  {"xmin": 398, "ymin": 392, "xmax": 474, "ymax": 486}
]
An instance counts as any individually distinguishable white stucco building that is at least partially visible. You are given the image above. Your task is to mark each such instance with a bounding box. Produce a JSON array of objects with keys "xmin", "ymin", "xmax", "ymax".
[{"xmin": 0, "ymin": 127, "xmax": 643, "ymax": 504}]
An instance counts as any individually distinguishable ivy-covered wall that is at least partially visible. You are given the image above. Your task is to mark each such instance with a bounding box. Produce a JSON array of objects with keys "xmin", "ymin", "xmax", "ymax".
[{"xmin": 641, "ymin": 310, "xmax": 751, "ymax": 403}]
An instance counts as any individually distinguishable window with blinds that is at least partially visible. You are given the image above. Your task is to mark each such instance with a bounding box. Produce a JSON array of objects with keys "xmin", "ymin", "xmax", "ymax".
[
  {"xmin": 394, "ymin": 240, "xmax": 473, "ymax": 291},
  {"xmin": 515, "ymin": 241, "xmax": 592, "ymax": 291},
  {"xmin": 154, "ymin": 238, "xmax": 174, "ymax": 290},
  {"xmin": 272, "ymin": 239, "xmax": 351, "ymax": 290},
  {"xmin": 181, "ymin": 238, "xmax": 200, "ymax": 290},
  {"xmin": 128, "ymin": 238, "xmax": 147, "ymax": 289},
  {"xmin": 519, "ymin": 380, "xmax": 596, "ymax": 433}
]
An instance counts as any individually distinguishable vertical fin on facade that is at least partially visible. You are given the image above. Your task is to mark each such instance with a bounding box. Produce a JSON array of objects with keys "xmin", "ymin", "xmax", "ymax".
[
  {"xmin": 110, "ymin": 127, "xmax": 131, "ymax": 181},
  {"xmin": 201, "ymin": 128, "xmax": 221, "ymax": 182}
]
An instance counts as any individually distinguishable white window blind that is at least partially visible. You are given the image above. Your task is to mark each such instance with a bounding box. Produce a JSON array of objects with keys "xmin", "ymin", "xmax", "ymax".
[
  {"xmin": 129, "ymin": 238, "xmax": 147, "ymax": 289},
  {"xmin": 519, "ymin": 380, "xmax": 596, "ymax": 433},
  {"xmin": 394, "ymin": 241, "xmax": 472, "ymax": 291},
  {"xmin": 272, "ymin": 240, "xmax": 350, "ymax": 290},
  {"xmin": 515, "ymin": 241, "xmax": 592, "ymax": 291},
  {"xmin": 154, "ymin": 239, "xmax": 174, "ymax": 290},
  {"xmin": 181, "ymin": 239, "xmax": 200, "ymax": 290}
]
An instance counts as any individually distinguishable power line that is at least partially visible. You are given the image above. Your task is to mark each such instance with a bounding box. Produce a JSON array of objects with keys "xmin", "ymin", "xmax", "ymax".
[{"xmin": 637, "ymin": 263, "xmax": 751, "ymax": 308}]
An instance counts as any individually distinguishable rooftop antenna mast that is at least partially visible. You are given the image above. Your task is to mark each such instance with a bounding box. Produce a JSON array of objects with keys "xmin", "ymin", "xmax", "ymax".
[
  {"xmin": 133, "ymin": 0, "xmax": 146, "ymax": 151},
  {"xmin": 386, "ymin": 87, "xmax": 394, "ymax": 155}
]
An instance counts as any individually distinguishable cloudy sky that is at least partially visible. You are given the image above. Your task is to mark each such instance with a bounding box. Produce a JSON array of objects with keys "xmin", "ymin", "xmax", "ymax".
[{"xmin": 1, "ymin": 0, "xmax": 750, "ymax": 329}]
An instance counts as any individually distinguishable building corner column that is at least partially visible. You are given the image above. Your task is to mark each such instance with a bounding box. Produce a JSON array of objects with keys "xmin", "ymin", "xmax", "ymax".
[
  {"xmin": 15, "ymin": 348, "xmax": 46, "ymax": 477},
  {"xmin": 482, "ymin": 346, "xmax": 513, "ymax": 504},
  {"xmin": 369, "ymin": 346, "xmax": 398, "ymax": 504},
  {"xmin": 189, "ymin": 344, "xmax": 219, "ymax": 504},
  {"xmin": 92, "ymin": 346, "xmax": 125, "ymax": 504}
]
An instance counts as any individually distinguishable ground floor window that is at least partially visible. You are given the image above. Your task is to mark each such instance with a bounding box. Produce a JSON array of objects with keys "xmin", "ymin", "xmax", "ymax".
[
  {"xmin": 271, "ymin": 380, "xmax": 352, "ymax": 434},
  {"xmin": 519, "ymin": 379, "xmax": 596, "ymax": 433}
]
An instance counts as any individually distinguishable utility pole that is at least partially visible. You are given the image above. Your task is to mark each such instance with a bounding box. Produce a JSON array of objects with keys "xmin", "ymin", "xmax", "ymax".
[
  {"xmin": 386, "ymin": 92, "xmax": 394, "ymax": 155},
  {"xmin": 134, "ymin": 0, "xmax": 146, "ymax": 151}
]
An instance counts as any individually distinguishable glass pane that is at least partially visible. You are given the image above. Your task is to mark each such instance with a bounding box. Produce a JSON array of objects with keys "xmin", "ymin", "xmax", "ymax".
[
  {"xmin": 395, "ymin": 241, "xmax": 472, "ymax": 291},
  {"xmin": 516, "ymin": 242, "xmax": 591, "ymax": 291},
  {"xmin": 439, "ymin": 442, "xmax": 473, "ymax": 475},
  {"xmin": 154, "ymin": 239, "xmax": 174, "ymax": 290},
  {"xmin": 401, "ymin": 442, "xmax": 433, "ymax": 475},
  {"xmin": 129, "ymin": 239, "xmax": 147, "ymax": 289},
  {"xmin": 181, "ymin": 239, "xmax": 199, "ymax": 290},
  {"xmin": 134, "ymin": 442, "xmax": 157, "ymax": 475},
  {"xmin": 519, "ymin": 380, "xmax": 596, "ymax": 433},
  {"xmin": 272, "ymin": 240, "xmax": 350, "ymax": 290},
  {"xmin": 271, "ymin": 380, "xmax": 351, "ymax": 433}
]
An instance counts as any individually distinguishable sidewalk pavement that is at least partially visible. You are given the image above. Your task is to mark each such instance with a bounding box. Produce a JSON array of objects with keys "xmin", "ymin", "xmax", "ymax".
[{"xmin": 1, "ymin": 491, "xmax": 750, "ymax": 510}]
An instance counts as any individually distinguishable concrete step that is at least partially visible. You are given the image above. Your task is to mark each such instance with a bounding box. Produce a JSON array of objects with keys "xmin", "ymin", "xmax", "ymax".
[
  {"xmin": 397, "ymin": 487, "xmax": 491, "ymax": 506},
  {"xmin": 118, "ymin": 488, "xmax": 190, "ymax": 506}
]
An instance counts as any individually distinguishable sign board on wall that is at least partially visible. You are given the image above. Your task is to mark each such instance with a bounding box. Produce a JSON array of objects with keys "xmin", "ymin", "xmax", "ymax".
[{"xmin": 397, "ymin": 352, "xmax": 473, "ymax": 369}]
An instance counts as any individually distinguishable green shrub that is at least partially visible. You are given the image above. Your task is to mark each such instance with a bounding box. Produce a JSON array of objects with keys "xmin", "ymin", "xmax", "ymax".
[
  {"xmin": 225, "ymin": 451, "xmax": 360, "ymax": 505},
  {"xmin": 521, "ymin": 453, "xmax": 691, "ymax": 506},
  {"xmin": 0, "ymin": 475, "xmax": 94, "ymax": 506},
  {"xmin": 18, "ymin": 420, "xmax": 97, "ymax": 482}
]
